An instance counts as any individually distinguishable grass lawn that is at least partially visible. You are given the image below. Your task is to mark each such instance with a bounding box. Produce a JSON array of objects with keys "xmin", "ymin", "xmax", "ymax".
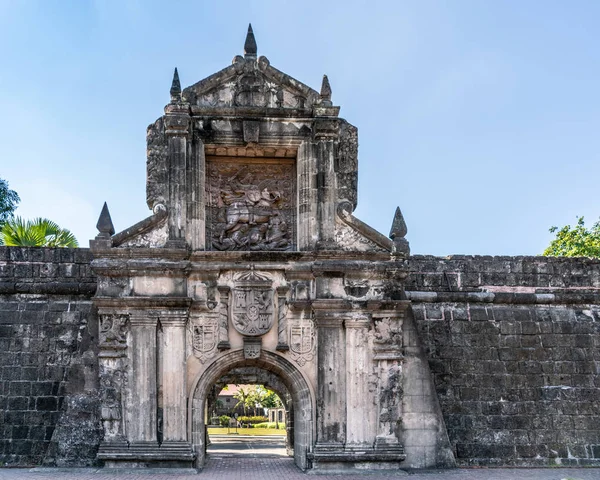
[{"xmin": 207, "ymin": 427, "xmax": 286, "ymax": 436}]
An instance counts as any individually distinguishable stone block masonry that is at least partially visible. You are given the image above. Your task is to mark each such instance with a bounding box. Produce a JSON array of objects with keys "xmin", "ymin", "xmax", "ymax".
[
  {"xmin": 1, "ymin": 247, "xmax": 599, "ymax": 468},
  {"xmin": 408, "ymin": 255, "xmax": 600, "ymax": 466},
  {"xmin": 0, "ymin": 247, "xmax": 100, "ymax": 466}
]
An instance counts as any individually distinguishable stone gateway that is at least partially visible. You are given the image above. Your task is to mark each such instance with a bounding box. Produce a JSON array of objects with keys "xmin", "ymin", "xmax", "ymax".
[
  {"xmin": 1, "ymin": 25, "xmax": 599, "ymax": 472},
  {"xmin": 89, "ymin": 25, "xmax": 447, "ymax": 472}
]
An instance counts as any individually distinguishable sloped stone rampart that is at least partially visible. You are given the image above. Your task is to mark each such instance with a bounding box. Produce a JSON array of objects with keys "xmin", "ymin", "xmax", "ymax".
[
  {"xmin": 408, "ymin": 255, "xmax": 600, "ymax": 466},
  {"xmin": 0, "ymin": 247, "xmax": 100, "ymax": 466}
]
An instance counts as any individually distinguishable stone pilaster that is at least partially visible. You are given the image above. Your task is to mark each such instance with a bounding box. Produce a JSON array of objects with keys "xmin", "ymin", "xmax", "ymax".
[
  {"xmin": 98, "ymin": 312, "xmax": 128, "ymax": 445},
  {"xmin": 372, "ymin": 312, "xmax": 404, "ymax": 450},
  {"xmin": 313, "ymin": 301, "xmax": 346, "ymax": 449},
  {"xmin": 216, "ymin": 286, "xmax": 230, "ymax": 349},
  {"xmin": 188, "ymin": 135, "xmax": 205, "ymax": 250},
  {"xmin": 345, "ymin": 315, "xmax": 371, "ymax": 446},
  {"xmin": 128, "ymin": 312, "xmax": 158, "ymax": 445},
  {"xmin": 159, "ymin": 311, "xmax": 188, "ymax": 443},
  {"xmin": 164, "ymin": 103, "xmax": 190, "ymax": 248},
  {"xmin": 296, "ymin": 141, "xmax": 318, "ymax": 250},
  {"xmin": 276, "ymin": 286, "xmax": 289, "ymax": 351}
]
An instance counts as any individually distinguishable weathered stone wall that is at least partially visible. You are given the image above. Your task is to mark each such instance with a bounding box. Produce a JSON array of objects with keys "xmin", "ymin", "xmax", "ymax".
[
  {"xmin": 2, "ymin": 249, "xmax": 599, "ymax": 468},
  {"xmin": 408, "ymin": 255, "xmax": 600, "ymax": 466},
  {"xmin": 0, "ymin": 247, "xmax": 100, "ymax": 466}
]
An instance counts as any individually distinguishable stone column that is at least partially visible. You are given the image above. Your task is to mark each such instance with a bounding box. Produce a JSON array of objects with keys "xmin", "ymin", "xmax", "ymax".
[
  {"xmin": 345, "ymin": 315, "xmax": 371, "ymax": 447},
  {"xmin": 313, "ymin": 301, "xmax": 346, "ymax": 449},
  {"xmin": 128, "ymin": 312, "xmax": 158, "ymax": 445},
  {"xmin": 160, "ymin": 311, "xmax": 188, "ymax": 443}
]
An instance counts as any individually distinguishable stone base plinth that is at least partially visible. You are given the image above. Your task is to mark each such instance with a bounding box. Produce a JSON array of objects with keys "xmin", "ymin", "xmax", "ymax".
[
  {"xmin": 98, "ymin": 441, "xmax": 195, "ymax": 469},
  {"xmin": 308, "ymin": 444, "xmax": 406, "ymax": 473}
]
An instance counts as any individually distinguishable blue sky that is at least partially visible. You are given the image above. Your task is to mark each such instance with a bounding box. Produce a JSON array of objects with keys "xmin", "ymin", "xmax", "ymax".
[{"xmin": 1, "ymin": 1, "xmax": 599, "ymax": 255}]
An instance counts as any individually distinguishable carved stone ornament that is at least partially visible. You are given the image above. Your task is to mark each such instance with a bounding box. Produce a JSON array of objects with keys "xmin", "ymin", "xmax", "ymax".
[
  {"xmin": 289, "ymin": 318, "xmax": 315, "ymax": 367},
  {"xmin": 231, "ymin": 271, "xmax": 274, "ymax": 336},
  {"xmin": 243, "ymin": 337, "xmax": 262, "ymax": 359},
  {"xmin": 207, "ymin": 159, "xmax": 295, "ymax": 251},
  {"xmin": 99, "ymin": 314, "xmax": 128, "ymax": 354},
  {"xmin": 99, "ymin": 360, "xmax": 127, "ymax": 439},
  {"xmin": 190, "ymin": 318, "xmax": 218, "ymax": 363},
  {"xmin": 373, "ymin": 317, "xmax": 402, "ymax": 346}
]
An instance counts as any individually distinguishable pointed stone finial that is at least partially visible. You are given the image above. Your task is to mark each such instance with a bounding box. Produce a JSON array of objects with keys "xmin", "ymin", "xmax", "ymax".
[
  {"xmin": 244, "ymin": 23, "xmax": 257, "ymax": 58},
  {"xmin": 170, "ymin": 67, "xmax": 181, "ymax": 101},
  {"xmin": 319, "ymin": 74, "xmax": 332, "ymax": 106},
  {"xmin": 96, "ymin": 202, "xmax": 115, "ymax": 238},
  {"xmin": 390, "ymin": 207, "xmax": 407, "ymax": 239},
  {"xmin": 390, "ymin": 207, "xmax": 410, "ymax": 256},
  {"xmin": 320, "ymin": 75, "xmax": 332, "ymax": 99}
]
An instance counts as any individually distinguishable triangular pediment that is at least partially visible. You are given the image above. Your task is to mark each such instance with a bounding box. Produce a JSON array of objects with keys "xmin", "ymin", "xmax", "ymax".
[{"xmin": 182, "ymin": 55, "xmax": 319, "ymax": 110}]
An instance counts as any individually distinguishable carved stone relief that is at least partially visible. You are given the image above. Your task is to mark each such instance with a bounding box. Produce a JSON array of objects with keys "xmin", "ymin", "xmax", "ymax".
[
  {"xmin": 289, "ymin": 317, "xmax": 315, "ymax": 367},
  {"xmin": 99, "ymin": 314, "xmax": 128, "ymax": 353},
  {"xmin": 231, "ymin": 271, "xmax": 274, "ymax": 336},
  {"xmin": 243, "ymin": 337, "xmax": 262, "ymax": 359},
  {"xmin": 190, "ymin": 317, "xmax": 218, "ymax": 363},
  {"xmin": 99, "ymin": 360, "xmax": 127, "ymax": 440},
  {"xmin": 191, "ymin": 71, "xmax": 309, "ymax": 110},
  {"xmin": 373, "ymin": 317, "xmax": 402, "ymax": 346},
  {"xmin": 207, "ymin": 158, "xmax": 295, "ymax": 251},
  {"xmin": 334, "ymin": 219, "xmax": 388, "ymax": 252}
]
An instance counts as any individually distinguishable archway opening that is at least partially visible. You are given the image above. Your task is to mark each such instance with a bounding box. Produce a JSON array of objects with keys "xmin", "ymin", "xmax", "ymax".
[
  {"xmin": 189, "ymin": 350, "xmax": 313, "ymax": 470},
  {"xmin": 206, "ymin": 372, "xmax": 290, "ymax": 458}
]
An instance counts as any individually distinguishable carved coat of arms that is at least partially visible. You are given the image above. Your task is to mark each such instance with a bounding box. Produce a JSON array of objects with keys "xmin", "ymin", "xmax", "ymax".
[
  {"xmin": 232, "ymin": 271, "xmax": 274, "ymax": 336},
  {"xmin": 191, "ymin": 319, "xmax": 218, "ymax": 363},
  {"xmin": 290, "ymin": 320, "xmax": 315, "ymax": 366}
]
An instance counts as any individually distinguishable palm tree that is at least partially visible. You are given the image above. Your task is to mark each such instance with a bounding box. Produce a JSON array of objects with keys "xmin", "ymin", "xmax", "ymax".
[
  {"xmin": 233, "ymin": 386, "xmax": 251, "ymax": 416},
  {"xmin": 0, "ymin": 217, "xmax": 78, "ymax": 247}
]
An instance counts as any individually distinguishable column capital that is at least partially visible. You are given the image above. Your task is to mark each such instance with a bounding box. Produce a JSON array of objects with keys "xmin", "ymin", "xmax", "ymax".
[
  {"xmin": 159, "ymin": 311, "xmax": 188, "ymax": 327},
  {"xmin": 344, "ymin": 316, "xmax": 370, "ymax": 329},
  {"xmin": 129, "ymin": 312, "xmax": 158, "ymax": 327},
  {"xmin": 314, "ymin": 315, "xmax": 344, "ymax": 328}
]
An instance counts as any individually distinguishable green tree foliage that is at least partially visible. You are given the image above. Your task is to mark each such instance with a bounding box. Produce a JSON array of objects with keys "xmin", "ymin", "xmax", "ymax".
[
  {"xmin": 0, "ymin": 217, "xmax": 79, "ymax": 247},
  {"xmin": 233, "ymin": 385, "xmax": 283, "ymax": 416},
  {"xmin": 0, "ymin": 178, "xmax": 20, "ymax": 224},
  {"xmin": 543, "ymin": 216, "xmax": 600, "ymax": 258},
  {"xmin": 233, "ymin": 386, "xmax": 252, "ymax": 416},
  {"xmin": 258, "ymin": 387, "xmax": 283, "ymax": 409}
]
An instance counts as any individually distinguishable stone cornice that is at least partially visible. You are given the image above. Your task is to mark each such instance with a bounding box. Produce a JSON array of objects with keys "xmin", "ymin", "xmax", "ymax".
[{"xmin": 94, "ymin": 296, "xmax": 192, "ymax": 310}]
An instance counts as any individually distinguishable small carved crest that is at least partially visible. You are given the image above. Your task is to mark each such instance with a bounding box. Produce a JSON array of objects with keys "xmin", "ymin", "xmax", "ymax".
[
  {"xmin": 289, "ymin": 319, "xmax": 315, "ymax": 367},
  {"xmin": 244, "ymin": 338, "xmax": 262, "ymax": 359},
  {"xmin": 191, "ymin": 319, "xmax": 218, "ymax": 363}
]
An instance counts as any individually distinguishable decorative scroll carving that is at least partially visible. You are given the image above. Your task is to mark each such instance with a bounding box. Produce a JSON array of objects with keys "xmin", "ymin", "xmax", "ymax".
[
  {"xmin": 99, "ymin": 314, "xmax": 128, "ymax": 354},
  {"xmin": 276, "ymin": 286, "xmax": 289, "ymax": 351},
  {"xmin": 217, "ymin": 287, "xmax": 231, "ymax": 349},
  {"xmin": 207, "ymin": 159, "xmax": 295, "ymax": 251},
  {"xmin": 232, "ymin": 271, "xmax": 274, "ymax": 336},
  {"xmin": 289, "ymin": 317, "xmax": 315, "ymax": 367},
  {"xmin": 190, "ymin": 318, "xmax": 218, "ymax": 363}
]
